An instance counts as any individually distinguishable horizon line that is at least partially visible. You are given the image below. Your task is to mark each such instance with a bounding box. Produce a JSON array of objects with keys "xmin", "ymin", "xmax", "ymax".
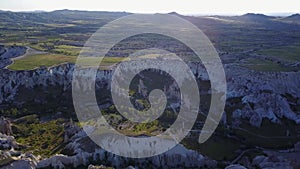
[{"xmin": 0, "ymin": 8, "xmax": 298, "ymax": 17}]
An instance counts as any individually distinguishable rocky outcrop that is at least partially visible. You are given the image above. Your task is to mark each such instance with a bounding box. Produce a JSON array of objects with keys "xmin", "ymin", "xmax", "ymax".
[
  {"xmin": 226, "ymin": 65, "xmax": 300, "ymax": 99},
  {"xmin": 240, "ymin": 93, "xmax": 300, "ymax": 127},
  {"xmin": 0, "ymin": 60, "xmax": 299, "ymax": 127},
  {"xmin": 0, "ymin": 133, "xmax": 38, "ymax": 168},
  {"xmin": 87, "ymin": 164, "xmax": 113, "ymax": 169},
  {"xmin": 0, "ymin": 60, "xmax": 208, "ymax": 106},
  {"xmin": 0, "ymin": 133, "xmax": 17, "ymax": 150},
  {"xmin": 226, "ymin": 65, "xmax": 300, "ymax": 127},
  {"xmin": 3, "ymin": 154, "xmax": 38, "ymax": 169},
  {"xmin": 225, "ymin": 164, "xmax": 247, "ymax": 169},
  {"xmin": 0, "ymin": 63, "xmax": 114, "ymax": 104},
  {"xmin": 252, "ymin": 155, "xmax": 293, "ymax": 169},
  {"xmin": 295, "ymin": 142, "xmax": 300, "ymax": 152},
  {"xmin": 0, "ymin": 60, "xmax": 299, "ymax": 168},
  {"xmin": 63, "ymin": 119, "xmax": 81, "ymax": 143},
  {"xmin": 0, "ymin": 117, "xmax": 12, "ymax": 136},
  {"xmin": 0, "ymin": 52, "xmax": 299, "ymax": 126},
  {"xmin": 37, "ymin": 142, "xmax": 215, "ymax": 169},
  {"xmin": 37, "ymin": 124, "xmax": 217, "ymax": 169}
]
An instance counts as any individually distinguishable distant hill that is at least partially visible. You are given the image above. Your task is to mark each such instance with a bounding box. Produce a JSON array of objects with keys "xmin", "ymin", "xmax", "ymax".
[
  {"xmin": 0, "ymin": 10, "xmax": 129, "ymax": 27},
  {"xmin": 168, "ymin": 12, "xmax": 181, "ymax": 16},
  {"xmin": 282, "ymin": 14, "xmax": 300, "ymax": 23},
  {"xmin": 0, "ymin": 10, "xmax": 300, "ymax": 35},
  {"xmin": 242, "ymin": 13, "xmax": 274, "ymax": 18},
  {"xmin": 234, "ymin": 13, "xmax": 275, "ymax": 22}
]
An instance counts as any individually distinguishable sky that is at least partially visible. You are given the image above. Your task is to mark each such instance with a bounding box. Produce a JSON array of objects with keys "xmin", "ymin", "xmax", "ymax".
[{"xmin": 0, "ymin": 0, "xmax": 299, "ymax": 15}]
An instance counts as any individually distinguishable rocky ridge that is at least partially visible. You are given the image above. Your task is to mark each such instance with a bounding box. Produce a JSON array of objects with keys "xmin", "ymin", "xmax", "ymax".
[{"xmin": 1, "ymin": 60, "xmax": 299, "ymax": 127}]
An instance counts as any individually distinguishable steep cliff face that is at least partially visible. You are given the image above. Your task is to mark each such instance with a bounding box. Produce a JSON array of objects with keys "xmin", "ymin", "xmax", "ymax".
[
  {"xmin": 226, "ymin": 65, "xmax": 300, "ymax": 99},
  {"xmin": 0, "ymin": 64, "xmax": 113, "ymax": 104},
  {"xmin": 0, "ymin": 60, "xmax": 299, "ymax": 127},
  {"xmin": 226, "ymin": 65, "xmax": 300, "ymax": 126},
  {"xmin": 0, "ymin": 61, "xmax": 299, "ymax": 168},
  {"xmin": 0, "ymin": 61, "xmax": 206, "ymax": 105},
  {"xmin": 37, "ymin": 123, "xmax": 217, "ymax": 169}
]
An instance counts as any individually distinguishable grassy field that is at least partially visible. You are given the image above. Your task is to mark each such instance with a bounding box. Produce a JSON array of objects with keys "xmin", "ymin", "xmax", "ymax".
[
  {"xmin": 7, "ymin": 53, "xmax": 125, "ymax": 70},
  {"xmin": 8, "ymin": 54, "xmax": 76, "ymax": 70},
  {"xmin": 257, "ymin": 46, "xmax": 300, "ymax": 62},
  {"xmin": 8, "ymin": 49, "xmax": 186, "ymax": 70},
  {"xmin": 242, "ymin": 58, "xmax": 296, "ymax": 72},
  {"xmin": 235, "ymin": 118, "xmax": 299, "ymax": 149},
  {"xmin": 52, "ymin": 45, "xmax": 82, "ymax": 56},
  {"xmin": 182, "ymin": 134, "xmax": 241, "ymax": 161}
]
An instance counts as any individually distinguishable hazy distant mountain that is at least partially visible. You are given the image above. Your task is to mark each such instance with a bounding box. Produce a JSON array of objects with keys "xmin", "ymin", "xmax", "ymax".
[
  {"xmin": 234, "ymin": 13, "xmax": 275, "ymax": 22},
  {"xmin": 283, "ymin": 14, "xmax": 300, "ymax": 23},
  {"xmin": 168, "ymin": 12, "xmax": 181, "ymax": 16},
  {"xmin": 204, "ymin": 13, "xmax": 300, "ymax": 31},
  {"xmin": 0, "ymin": 9, "xmax": 128, "ymax": 25},
  {"xmin": 285, "ymin": 13, "xmax": 300, "ymax": 19},
  {"xmin": 0, "ymin": 10, "xmax": 299, "ymax": 34}
]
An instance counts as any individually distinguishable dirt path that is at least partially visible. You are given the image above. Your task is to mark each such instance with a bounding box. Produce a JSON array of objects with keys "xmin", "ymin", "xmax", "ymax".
[
  {"xmin": 12, "ymin": 47, "xmax": 46, "ymax": 61},
  {"xmin": 4, "ymin": 47, "xmax": 47, "ymax": 69}
]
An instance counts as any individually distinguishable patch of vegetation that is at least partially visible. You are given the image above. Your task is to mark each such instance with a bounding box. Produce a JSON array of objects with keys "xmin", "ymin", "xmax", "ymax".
[
  {"xmin": 257, "ymin": 46, "xmax": 300, "ymax": 62},
  {"xmin": 28, "ymin": 43, "xmax": 49, "ymax": 51},
  {"xmin": 11, "ymin": 86, "xmax": 76, "ymax": 120},
  {"xmin": 77, "ymin": 56, "xmax": 126, "ymax": 68},
  {"xmin": 0, "ymin": 156, "xmax": 14, "ymax": 167},
  {"xmin": 7, "ymin": 53, "xmax": 125, "ymax": 70},
  {"xmin": 0, "ymin": 108, "xmax": 29, "ymax": 118},
  {"xmin": 8, "ymin": 53, "xmax": 76, "ymax": 70},
  {"xmin": 52, "ymin": 45, "xmax": 82, "ymax": 56},
  {"xmin": 242, "ymin": 58, "xmax": 296, "ymax": 72},
  {"xmin": 182, "ymin": 134, "xmax": 242, "ymax": 161},
  {"xmin": 118, "ymin": 120, "xmax": 161, "ymax": 136},
  {"xmin": 234, "ymin": 118, "xmax": 299, "ymax": 149},
  {"xmin": 97, "ymin": 111, "xmax": 162, "ymax": 136},
  {"xmin": 13, "ymin": 116, "xmax": 65, "ymax": 157}
]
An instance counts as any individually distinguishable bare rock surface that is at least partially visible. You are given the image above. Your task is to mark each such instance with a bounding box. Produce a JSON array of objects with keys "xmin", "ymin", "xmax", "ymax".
[
  {"xmin": 226, "ymin": 65, "xmax": 300, "ymax": 127},
  {"xmin": 0, "ymin": 133, "xmax": 38, "ymax": 169},
  {"xmin": 252, "ymin": 155, "xmax": 293, "ymax": 169},
  {"xmin": 225, "ymin": 164, "xmax": 247, "ymax": 169},
  {"xmin": 0, "ymin": 117, "xmax": 12, "ymax": 136}
]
